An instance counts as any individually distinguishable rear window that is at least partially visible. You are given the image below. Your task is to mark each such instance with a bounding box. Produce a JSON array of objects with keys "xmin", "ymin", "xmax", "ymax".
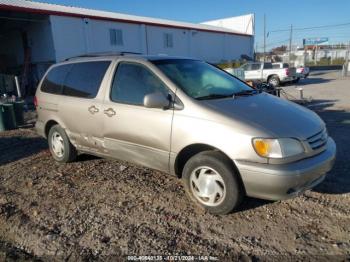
[
  {"xmin": 41, "ymin": 64, "xmax": 72, "ymax": 94},
  {"xmin": 41, "ymin": 61, "xmax": 110, "ymax": 98},
  {"xmin": 63, "ymin": 61, "xmax": 111, "ymax": 98}
]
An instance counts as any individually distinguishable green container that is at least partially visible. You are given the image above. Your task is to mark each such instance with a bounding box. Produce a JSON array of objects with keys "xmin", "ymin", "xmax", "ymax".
[
  {"xmin": 0, "ymin": 104, "xmax": 5, "ymax": 132},
  {"xmin": 2, "ymin": 103, "xmax": 17, "ymax": 130},
  {"xmin": 13, "ymin": 100, "xmax": 25, "ymax": 126}
]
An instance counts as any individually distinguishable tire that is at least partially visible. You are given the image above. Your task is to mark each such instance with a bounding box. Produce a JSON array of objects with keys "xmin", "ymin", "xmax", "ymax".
[
  {"xmin": 268, "ymin": 75, "xmax": 280, "ymax": 87},
  {"xmin": 48, "ymin": 124, "xmax": 77, "ymax": 163},
  {"xmin": 182, "ymin": 151, "xmax": 244, "ymax": 215}
]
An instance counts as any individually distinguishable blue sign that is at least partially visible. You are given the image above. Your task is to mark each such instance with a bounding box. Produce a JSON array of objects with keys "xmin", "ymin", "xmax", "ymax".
[{"xmin": 303, "ymin": 37, "xmax": 329, "ymax": 46}]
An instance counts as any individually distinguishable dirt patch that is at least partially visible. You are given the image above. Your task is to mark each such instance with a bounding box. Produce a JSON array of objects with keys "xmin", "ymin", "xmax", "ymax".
[{"xmin": 0, "ymin": 109, "xmax": 349, "ymax": 261}]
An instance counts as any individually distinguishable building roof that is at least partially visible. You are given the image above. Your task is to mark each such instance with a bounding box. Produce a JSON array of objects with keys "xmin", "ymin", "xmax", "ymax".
[{"xmin": 0, "ymin": 0, "xmax": 252, "ymax": 37}]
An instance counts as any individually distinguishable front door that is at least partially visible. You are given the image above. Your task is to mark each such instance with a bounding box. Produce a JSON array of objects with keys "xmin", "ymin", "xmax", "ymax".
[
  {"xmin": 102, "ymin": 61, "xmax": 174, "ymax": 172},
  {"xmin": 246, "ymin": 63, "xmax": 263, "ymax": 81}
]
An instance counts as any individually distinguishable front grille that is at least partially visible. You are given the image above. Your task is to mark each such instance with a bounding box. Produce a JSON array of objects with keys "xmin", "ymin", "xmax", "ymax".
[{"xmin": 307, "ymin": 129, "xmax": 328, "ymax": 150}]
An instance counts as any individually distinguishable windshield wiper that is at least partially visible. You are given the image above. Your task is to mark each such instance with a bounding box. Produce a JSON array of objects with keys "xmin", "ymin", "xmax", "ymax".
[
  {"xmin": 233, "ymin": 89, "xmax": 259, "ymax": 96},
  {"xmin": 196, "ymin": 89, "xmax": 259, "ymax": 100},
  {"xmin": 196, "ymin": 94, "xmax": 233, "ymax": 100}
]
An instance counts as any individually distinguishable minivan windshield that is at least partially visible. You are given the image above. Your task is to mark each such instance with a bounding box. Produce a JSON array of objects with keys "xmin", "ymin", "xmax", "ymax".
[{"xmin": 152, "ymin": 59, "xmax": 253, "ymax": 100}]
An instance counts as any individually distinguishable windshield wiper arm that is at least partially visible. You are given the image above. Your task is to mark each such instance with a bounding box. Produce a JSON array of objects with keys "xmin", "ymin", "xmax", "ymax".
[
  {"xmin": 196, "ymin": 94, "xmax": 233, "ymax": 100},
  {"xmin": 196, "ymin": 89, "xmax": 259, "ymax": 100},
  {"xmin": 233, "ymin": 89, "xmax": 259, "ymax": 96}
]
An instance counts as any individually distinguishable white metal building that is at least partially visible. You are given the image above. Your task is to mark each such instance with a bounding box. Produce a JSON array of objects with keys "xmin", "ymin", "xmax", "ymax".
[{"xmin": 0, "ymin": 0, "xmax": 254, "ymax": 94}]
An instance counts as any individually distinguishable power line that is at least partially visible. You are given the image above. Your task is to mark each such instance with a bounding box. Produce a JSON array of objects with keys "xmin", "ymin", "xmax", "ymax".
[
  {"xmin": 268, "ymin": 21, "xmax": 350, "ymax": 35},
  {"xmin": 257, "ymin": 39, "xmax": 290, "ymax": 49},
  {"xmin": 256, "ymin": 36, "xmax": 350, "ymax": 51}
]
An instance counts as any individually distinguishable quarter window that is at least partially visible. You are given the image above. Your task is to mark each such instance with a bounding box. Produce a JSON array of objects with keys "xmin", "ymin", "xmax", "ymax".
[
  {"xmin": 62, "ymin": 61, "xmax": 110, "ymax": 98},
  {"xmin": 111, "ymin": 62, "xmax": 169, "ymax": 105},
  {"xmin": 41, "ymin": 64, "xmax": 72, "ymax": 94}
]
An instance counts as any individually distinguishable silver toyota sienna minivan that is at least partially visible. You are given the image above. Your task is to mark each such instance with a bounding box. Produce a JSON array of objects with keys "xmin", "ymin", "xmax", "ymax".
[{"xmin": 35, "ymin": 54, "xmax": 336, "ymax": 214}]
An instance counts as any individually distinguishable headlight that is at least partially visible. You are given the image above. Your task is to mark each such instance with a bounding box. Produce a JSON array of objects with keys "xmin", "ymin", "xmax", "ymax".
[{"xmin": 252, "ymin": 138, "xmax": 304, "ymax": 158}]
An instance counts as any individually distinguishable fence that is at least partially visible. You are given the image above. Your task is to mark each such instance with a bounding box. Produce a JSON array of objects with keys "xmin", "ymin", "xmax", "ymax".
[{"xmin": 282, "ymin": 48, "xmax": 349, "ymax": 67}]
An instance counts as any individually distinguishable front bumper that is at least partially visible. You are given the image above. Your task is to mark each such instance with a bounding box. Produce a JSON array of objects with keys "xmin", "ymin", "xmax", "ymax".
[{"xmin": 235, "ymin": 137, "xmax": 336, "ymax": 200}]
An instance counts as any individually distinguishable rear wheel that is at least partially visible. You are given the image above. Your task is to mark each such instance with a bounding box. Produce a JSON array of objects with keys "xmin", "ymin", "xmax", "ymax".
[
  {"xmin": 268, "ymin": 75, "xmax": 280, "ymax": 87},
  {"xmin": 48, "ymin": 124, "xmax": 77, "ymax": 163},
  {"xmin": 182, "ymin": 151, "xmax": 244, "ymax": 215}
]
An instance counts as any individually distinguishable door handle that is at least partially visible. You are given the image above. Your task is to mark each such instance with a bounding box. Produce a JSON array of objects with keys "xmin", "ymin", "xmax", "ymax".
[
  {"xmin": 88, "ymin": 105, "xmax": 99, "ymax": 114},
  {"xmin": 104, "ymin": 108, "xmax": 116, "ymax": 117}
]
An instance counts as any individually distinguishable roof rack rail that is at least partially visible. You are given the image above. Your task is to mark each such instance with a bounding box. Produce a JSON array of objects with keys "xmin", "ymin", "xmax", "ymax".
[{"xmin": 64, "ymin": 51, "xmax": 142, "ymax": 61}]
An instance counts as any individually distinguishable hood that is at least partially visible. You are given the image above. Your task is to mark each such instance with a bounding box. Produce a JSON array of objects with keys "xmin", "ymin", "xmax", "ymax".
[{"xmin": 202, "ymin": 93, "xmax": 324, "ymax": 139}]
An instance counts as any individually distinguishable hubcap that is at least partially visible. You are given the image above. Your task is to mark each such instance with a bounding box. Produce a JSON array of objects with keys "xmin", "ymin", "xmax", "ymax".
[
  {"xmin": 269, "ymin": 78, "xmax": 278, "ymax": 86},
  {"xmin": 51, "ymin": 131, "xmax": 64, "ymax": 158},
  {"xmin": 189, "ymin": 166, "xmax": 226, "ymax": 207}
]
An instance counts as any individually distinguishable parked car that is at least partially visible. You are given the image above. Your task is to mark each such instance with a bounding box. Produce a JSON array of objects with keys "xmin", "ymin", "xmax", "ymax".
[
  {"xmin": 241, "ymin": 62, "xmax": 297, "ymax": 87},
  {"xmin": 296, "ymin": 66, "xmax": 310, "ymax": 79},
  {"xmin": 273, "ymin": 62, "xmax": 300, "ymax": 83},
  {"xmin": 35, "ymin": 54, "xmax": 336, "ymax": 215}
]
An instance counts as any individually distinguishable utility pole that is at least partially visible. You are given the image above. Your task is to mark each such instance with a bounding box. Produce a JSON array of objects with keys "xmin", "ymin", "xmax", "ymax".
[
  {"xmin": 345, "ymin": 41, "xmax": 350, "ymax": 76},
  {"xmin": 263, "ymin": 14, "xmax": 266, "ymax": 62},
  {"xmin": 303, "ymin": 40, "xmax": 307, "ymax": 66},
  {"xmin": 289, "ymin": 24, "xmax": 293, "ymax": 64}
]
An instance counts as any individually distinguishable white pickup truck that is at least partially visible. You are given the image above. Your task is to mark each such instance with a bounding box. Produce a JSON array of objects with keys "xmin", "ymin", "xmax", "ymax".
[
  {"xmin": 241, "ymin": 62, "xmax": 297, "ymax": 87},
  {"xmin": 296, "ymin": 66, "xmax": 310, "ymax": 78}
]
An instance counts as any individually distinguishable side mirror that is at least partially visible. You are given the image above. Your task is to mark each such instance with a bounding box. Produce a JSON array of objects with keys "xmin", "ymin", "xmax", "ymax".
[{"xmin": 143, "ymin": 92, "xmax": 170, "ymax": 109}]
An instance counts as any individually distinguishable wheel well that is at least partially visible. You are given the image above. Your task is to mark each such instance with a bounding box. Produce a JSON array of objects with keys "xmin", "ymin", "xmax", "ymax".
[
  {"xmin": 174, "ymin": 144, "xmax": 246, "ymax": 194},
  {"xmin": 267, "ymin": 74, "xmax": 279, "ymax": 81},
  {"xmin": 45, "ymin": 120, "xmax": 58, "ymax": 138},
  {"xmin": 174, "ymin": 144, "xmax": 236, "ymax": 178}
]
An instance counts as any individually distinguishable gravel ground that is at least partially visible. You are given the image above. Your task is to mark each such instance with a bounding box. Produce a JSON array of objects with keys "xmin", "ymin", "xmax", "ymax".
[{"xmin": 0, "ymin": 73, "xmax": 349, "ymax": 261}]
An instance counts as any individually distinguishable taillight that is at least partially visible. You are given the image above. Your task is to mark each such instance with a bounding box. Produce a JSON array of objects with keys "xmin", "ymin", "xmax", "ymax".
[
  {"xmin": 301, "ymin": 68, "xmax": 304, "ymax": 73},
  {"xmin": 285, "ymin": 68, "xmax": 290, "ymax": 76},
  {"xmin": 34, "ymin": 96, "xmax": 38, "ymax": 108}
]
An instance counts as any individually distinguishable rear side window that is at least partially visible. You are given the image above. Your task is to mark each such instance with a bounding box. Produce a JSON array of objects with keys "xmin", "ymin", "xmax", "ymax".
[
  {"xmin": 41, "ymin": 64, "xmax": 72, "ymax": 94},
  {"xmin": 263, "ymin": 63, "xmax": 273, "ymax": 69},
  {"xmin": 63, "ymin": 61, "xmax": 111, "ymax": 98}
]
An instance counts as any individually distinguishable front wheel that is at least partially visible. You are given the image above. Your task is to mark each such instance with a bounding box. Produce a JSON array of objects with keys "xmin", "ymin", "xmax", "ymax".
[
  {"xmin": 268, "ymin": 75, "xmax": 280, "ymax": 87},
  {"xmin": 48, "ymin": 124, "xmax": 77, "ymax": 163},
  {"xmin": 182, "ymin": 151, "xmax": 244, "ymax": 215}
]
